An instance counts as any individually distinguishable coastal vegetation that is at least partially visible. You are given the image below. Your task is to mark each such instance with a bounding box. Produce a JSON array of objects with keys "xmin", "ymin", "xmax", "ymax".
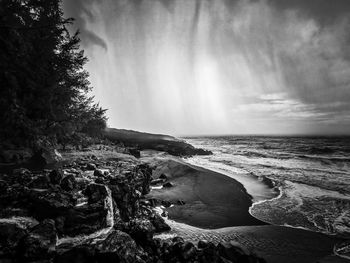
[{"xmin": 0, "ymin": 0, "xmax": 107, "ymax": 150}]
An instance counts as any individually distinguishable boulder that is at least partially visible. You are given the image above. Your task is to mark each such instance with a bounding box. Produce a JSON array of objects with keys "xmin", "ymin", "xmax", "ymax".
[
  {"xmin": 161, "ymin": 200, "xmax": 172, "ymax": 208},
  {"xmin": 58, "ymin": 184, "xmax": 114, "ymax": 236},
  {"xmin": 57, "ymin": 206, "xmax": 108, "ymax": 236},
  {"xmin": 127, "ymin": 219, "xmax": 155, "ymax": 246},
  {"xmin": 159, "ymin": 174, "xmax": 167, "ymax": 180},
  {"xmin": 12, "ymin": 168, "xmax": 33, "ymax": 185},
  {"xmin": 129, "ymin": 148, "xmax": 141, "ymax": 158},
  {"xmin": 18, "ymin": 219, "xmax": 57, "ymax": 261},
  {"xmin": 83, "ymin": 183, "xmax": 109, "ymax": 204},
  {"xmin": 54, "ymin": 245, "xmax": 95, "ymax": 263},
  {"xmin": 60, "ymin": 174, "xmax": 77, "ymax": 191},
  {"xmin": 198, "ymin": 240, "xmax": 209, "ymax": 249},
  {"xmin": 93, "ymin": 169, "xmax": 104, "ymax": 177},
  {"xmin": 172, "ymin": 236, "xmax": 185, "ymax": 243},
  {"xmin": 86, "ymin": 163, "xmax": 97, "ymax": 171},
  {"xmin": 29, "ymin": 174, "xmax": 51, "ymax": 189},
  {"xmin": 161, "ymin": 210, "xmax": 168, "ymax": 217},
  {"xmin": 0, "ymin": 148, "xmax": 33, "ymax": 164},
  {"xmin": 198, "ymin": 241, "xmax": 219, "ymax": 263},
  {"xmin": 0, "ymin": 220, "xmax": 29, "ymax": 258},
  {"xmin": 150, "ymin": 179, "xmax": 164, "ymax": 186},
  {"xmin": 27, "ymin": 189, "xmax": 75, "ymax": 219},
  {"xmin": 48, "ymin": 170, "xmax": 63, "ymax": 185},
  {"xmin": 109, "ymin": 182, "xmax": 139, "ymax": 221},
  {"xmin": 135, "ymin": 164, "xmax": 152, "ymax": 195},
  {"xmin": 181, "ymin": 242, "xmax": 197, "ymax": 261},
  {"xmin": 31, "ymin": 148, "xmax": 62, "ymax": 166},
  {"xmin": 150, "ymin": 213, "xmax": 170, "ymax": 233},
  {"xmin": 94, "ymin": 230, "xmax": 146, "ymax": 263}
]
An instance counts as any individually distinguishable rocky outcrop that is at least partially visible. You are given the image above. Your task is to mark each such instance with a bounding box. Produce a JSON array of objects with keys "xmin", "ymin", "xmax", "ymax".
[
  {"xmin": 104, "ymin": 128, "xmax": 212, "ymax": 157},
  {"xmin": 18, "ymin": 219, "xmax": 57, "ymax": 261},
  {"xmin": 0, "ymin": 219, "xmax": 31, "ymax": 259},
  {"xmin": 0, "ymin": 147, "xmax": 266, "ymax": 263}
]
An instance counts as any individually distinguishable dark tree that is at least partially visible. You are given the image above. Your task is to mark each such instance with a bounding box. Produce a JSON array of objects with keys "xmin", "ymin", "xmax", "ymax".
[{"xmin": 0, "ymin": 0, "xmax": 107, "ymax": 148}]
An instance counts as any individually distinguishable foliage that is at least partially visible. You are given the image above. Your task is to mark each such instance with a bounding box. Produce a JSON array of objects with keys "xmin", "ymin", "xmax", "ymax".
[{"xmin": 0, "ymin": 0, "xmax": 107, "ymax": 148}]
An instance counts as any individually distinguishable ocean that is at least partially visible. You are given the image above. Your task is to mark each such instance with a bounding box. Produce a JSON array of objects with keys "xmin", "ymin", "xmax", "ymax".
[{"xmin": 183, "ymin": 136, "xmax": 350, "ymax": 238}]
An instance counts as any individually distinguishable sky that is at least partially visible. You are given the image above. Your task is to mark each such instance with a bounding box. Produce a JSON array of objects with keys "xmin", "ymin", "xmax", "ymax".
[{"xmin": 62, "ymin": 0, "xmax": 350, "ymax": 136}]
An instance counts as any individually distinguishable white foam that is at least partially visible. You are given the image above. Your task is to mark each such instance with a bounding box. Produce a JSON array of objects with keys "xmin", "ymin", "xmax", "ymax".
[
  {"xmin": 284, "ymin": 181, "xmax": 350, "ymax": 200},
  {"xmin": 151, "ymin": 185, "xmax": 163, "ymax": 190}
]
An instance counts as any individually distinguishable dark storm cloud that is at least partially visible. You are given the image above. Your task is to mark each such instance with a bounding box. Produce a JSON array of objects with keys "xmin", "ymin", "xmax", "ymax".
[
  {"xmin": 61, "ymin": 0, "xmax": 350, "ymax": 134},
  {"xmin": 62, "ymin": 0, "xmax": 107, "ymax": 50},
  {"xmin": 62, "ymin": 0, "xmax": 179, "ymax": 50},
  {"xmin": 268, "ymin": 0, "xmax": 350, "ymax": 24}
]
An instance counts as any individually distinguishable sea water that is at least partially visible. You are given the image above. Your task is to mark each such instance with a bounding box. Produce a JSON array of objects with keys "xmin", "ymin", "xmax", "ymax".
[{"xmin": 183, "ymin": 136, "xmax": 350, "ymax": 238}]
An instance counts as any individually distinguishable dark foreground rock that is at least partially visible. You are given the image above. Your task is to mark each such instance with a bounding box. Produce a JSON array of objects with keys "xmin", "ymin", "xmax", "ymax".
[{"xmin": 0, "ymin": 147, "xmax": 266, "ymax": 263}]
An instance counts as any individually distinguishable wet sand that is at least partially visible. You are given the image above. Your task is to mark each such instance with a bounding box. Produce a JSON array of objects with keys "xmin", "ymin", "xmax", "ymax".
[
  {"xmin": 144, "ymin": 154, "xmax": 343, "ymax": 263},
  {"xmin": 155, "ymin": 218, "xmax": 343, "ymax": 263},
  {"xmin": 145, "ymin": 156, "xmax": 265, "ymax": 228}
]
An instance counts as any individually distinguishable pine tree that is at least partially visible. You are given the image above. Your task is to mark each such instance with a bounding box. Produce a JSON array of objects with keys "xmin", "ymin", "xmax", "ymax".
[{"xmin": 0, "ymin": 0, "xmax": 107, "ymax": 148}]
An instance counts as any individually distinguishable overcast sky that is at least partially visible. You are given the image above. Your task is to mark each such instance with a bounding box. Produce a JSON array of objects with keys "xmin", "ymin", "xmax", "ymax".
[{"xmin": 63, "ymin": 0, "xmax": 350, "ymax": 135}]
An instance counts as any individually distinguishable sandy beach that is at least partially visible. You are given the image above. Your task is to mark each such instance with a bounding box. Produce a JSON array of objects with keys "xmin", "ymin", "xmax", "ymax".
[
  {"xmin": 145, "ymin": 155, "xmax": 265, "ymax": 228},
  {"xmin": 143, "ymin": 153, "xmax": 345, "ymax": 263}
]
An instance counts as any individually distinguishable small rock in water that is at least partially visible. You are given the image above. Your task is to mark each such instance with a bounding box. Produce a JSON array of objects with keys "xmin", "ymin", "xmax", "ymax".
[
  {"xmin": 163, "ymin": 182, "xmax": 173, "ymax": 188},
  {"xmin": 161, "ymin": 210, "xmax": 168, "ymax": 217},
  {"xmin": 177, "ymin": 200, "xmax": 186, "ymax": 205},
  {"xmin": 161, "ymin": 200, "xmax": 172, "ymax": 207},
  {"xmin": 159, "ymin": 174, "xmax": 167, "ymax": 180}
]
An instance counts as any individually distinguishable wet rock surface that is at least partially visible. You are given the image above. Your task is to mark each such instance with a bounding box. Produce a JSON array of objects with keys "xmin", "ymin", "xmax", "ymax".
[{"xmin": 0, "ymin": 146, "xmax": 266, "ymax": 263}]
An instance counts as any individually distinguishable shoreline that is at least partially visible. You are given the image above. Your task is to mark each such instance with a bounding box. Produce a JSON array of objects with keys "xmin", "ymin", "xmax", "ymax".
[
  {"xmin": 182, "ymin": 152, "xmax": 350, "ymax": 240},
  {"xmin": 181, "ymin": 157, "xmax": 349, "ymax": 240},
  {"xmin": 143, "ymin": 152, "xmax": 346, "ymax": 262},
  {"xmin": 182, "ymin": 155, "xmax": 283, "ymax": 226},
  {"xmin": 144, "ymin": 154, "xmax": 266, "ymax": 229}
]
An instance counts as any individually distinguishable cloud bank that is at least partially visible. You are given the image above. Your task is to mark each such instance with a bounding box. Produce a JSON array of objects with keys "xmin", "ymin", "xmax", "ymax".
[{"xmin": 62, "ymin": 0, "xmax": 350, "ymax": 135}]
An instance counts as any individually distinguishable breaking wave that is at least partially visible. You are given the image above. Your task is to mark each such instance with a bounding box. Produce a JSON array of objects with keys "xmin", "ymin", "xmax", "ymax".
[{"xmin": 184, "ymin": 136, "xmax": 350, "ymax": 238}]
